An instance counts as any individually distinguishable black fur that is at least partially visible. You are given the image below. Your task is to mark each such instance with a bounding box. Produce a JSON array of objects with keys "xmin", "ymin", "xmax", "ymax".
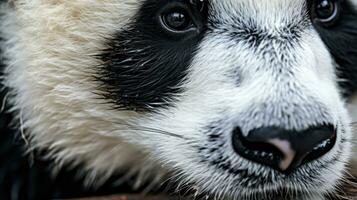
[
  {"xmin": 0, "ymin": 97, "xmax": 138, "ymax": 199},
  {"xmin": 98, "ymin": 0, "xmax": 207, "ymax": 111},
  {"xmin": 0, "ymin": 0, "xmax": 356, "ymax": 199},
  {"xmin": 315, "ymin": 0, "xmax": 357, "ymax": 97}
]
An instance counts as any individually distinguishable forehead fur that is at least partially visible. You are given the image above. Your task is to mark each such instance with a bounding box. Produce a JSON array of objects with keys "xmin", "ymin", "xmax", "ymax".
[{"xmin": 211, "ymin": 0, "xmax": 306, "ymax": 19}]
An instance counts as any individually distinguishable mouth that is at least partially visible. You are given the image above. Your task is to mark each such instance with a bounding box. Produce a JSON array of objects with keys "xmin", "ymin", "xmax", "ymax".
[
  {"xmin": 168, "ymin": 167, "xmax": 337, "ymax": 200},
  {"xmin": 198, "ymin": 145, "xmax": 341, "ymax": 190},
  {"xmin": 195, "ymin": 124, "xmax": 346, "ymax": 199}
]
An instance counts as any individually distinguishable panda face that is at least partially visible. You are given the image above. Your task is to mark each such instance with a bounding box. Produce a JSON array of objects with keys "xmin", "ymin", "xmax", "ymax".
[{"xmin": 2, "ymin": 0, "xmax": 357, "ymax": 199}]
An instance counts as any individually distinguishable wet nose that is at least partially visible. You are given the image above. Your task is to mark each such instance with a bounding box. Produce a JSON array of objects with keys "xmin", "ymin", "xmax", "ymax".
[{"xmin": 232, "ymin": 125, "xmax": 337, "ymax": 173}]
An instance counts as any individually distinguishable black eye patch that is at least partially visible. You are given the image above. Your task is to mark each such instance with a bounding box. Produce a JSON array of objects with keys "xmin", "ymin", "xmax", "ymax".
[
  {"xmin": 97, "ymin": 0, "xmax": 207, "ymax": 111},
  {"xmin": 314, "ymin": 0, "xmax": 357, "ymax": 97}
]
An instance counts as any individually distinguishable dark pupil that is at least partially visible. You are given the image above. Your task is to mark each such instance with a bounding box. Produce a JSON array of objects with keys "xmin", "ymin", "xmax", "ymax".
[
  {"xmin": 165, "ymin": 11, "xmax": 189, "ymax": 30},
  {"xmin": 316, "ymin": 0, "xmax": 335, "ymax": 19}
]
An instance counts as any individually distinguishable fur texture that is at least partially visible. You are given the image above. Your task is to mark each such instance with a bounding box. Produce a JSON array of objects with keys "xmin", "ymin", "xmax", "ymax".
[
  {"xmin": 0, "ymin": 0, "xmax": 356, "ymax": 199},
  {"xmin": 2, "ymin": 0, "xmax": 167, "ymax": 186}
]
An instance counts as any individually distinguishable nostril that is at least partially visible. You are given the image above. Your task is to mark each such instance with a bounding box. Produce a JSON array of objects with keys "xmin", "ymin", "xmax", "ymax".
[
  {"xmin": 232, "ymin": 125, "xmax": 337, "ymax": 173},
  {"xmin": 232, "ymin": 128, "xmax": 285, "ymax": 171},
  {"xmin": 300, "ymin": 125, "xmax": 337, "ymax": 165}
]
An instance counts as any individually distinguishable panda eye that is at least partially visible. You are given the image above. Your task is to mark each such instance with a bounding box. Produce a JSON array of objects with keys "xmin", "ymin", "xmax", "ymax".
[
  {"xmin": 158, "ymin": 1, "xmax": 207, "ymax": 37},
  {"xmin": 311, "ymin": 0, "xmax": 341, "ymax": 26},
  {"xmin": 162, "ymin": 9, "xmax": 193, "ymax": 32}
]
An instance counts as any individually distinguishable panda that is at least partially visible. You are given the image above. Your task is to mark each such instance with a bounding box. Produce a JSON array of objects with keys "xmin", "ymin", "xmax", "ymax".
[{"xmin": 0, "ymin": 0, "xmax": 356, "ymax": 199}]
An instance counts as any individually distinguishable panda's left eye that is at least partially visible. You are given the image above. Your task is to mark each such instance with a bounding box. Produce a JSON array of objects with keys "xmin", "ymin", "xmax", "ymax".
[
  {"xmin": 311, "ymin": 0, "xmax": 341, "ymax": 26},
  {"xmin": 162, "ymin": 9, "xmax": 193, "ymax": 32},
  {"xmin": 158, "ymin": 1, "xmax": 207, "ymax": 37}
]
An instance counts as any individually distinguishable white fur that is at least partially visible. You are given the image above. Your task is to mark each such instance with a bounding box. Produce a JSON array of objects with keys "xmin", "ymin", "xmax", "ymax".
[
  {"xmin": 1, "ymin": 0, "xmax": 354, "ymax": 199},
  {"xmin": 1, "ymin": 0, "xmax": 167, "ymax": 187},
  {"xmin": 143, "ymin": 1, "xmax": 352, "ymax": 198},
  {"xmin": 347, "ymin": 95, "xmax": 357, "ymax": 176}
]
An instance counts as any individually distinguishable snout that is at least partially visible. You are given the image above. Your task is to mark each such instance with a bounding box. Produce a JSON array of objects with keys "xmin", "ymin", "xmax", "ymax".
[{"xmin": 232, "ymin": 124, "xmax": 337, "ymax": 173}]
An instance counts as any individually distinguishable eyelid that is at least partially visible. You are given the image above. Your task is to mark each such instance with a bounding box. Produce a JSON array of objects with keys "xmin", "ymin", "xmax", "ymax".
[
  {"xmin": 157, "ymin": 1, "xmax": 206, "ymax": 37},
  {"xmin": 310, "ymin": 0, "xmax": 342, "ymax": 27},
  {"xmin": 317, "ymin": 2, "xmax": 339, "ymax": 23}
]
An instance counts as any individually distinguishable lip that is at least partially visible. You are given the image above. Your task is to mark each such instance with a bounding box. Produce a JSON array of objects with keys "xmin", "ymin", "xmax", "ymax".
[{"xmin": 203, "ymin": 150, "xmax": 340, "ymax": 188}]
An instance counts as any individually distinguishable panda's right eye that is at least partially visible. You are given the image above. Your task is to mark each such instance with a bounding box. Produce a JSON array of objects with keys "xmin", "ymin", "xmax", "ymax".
[{"xmin": 158, "ymin": 1, "xmax": 207, "ymax": 37}]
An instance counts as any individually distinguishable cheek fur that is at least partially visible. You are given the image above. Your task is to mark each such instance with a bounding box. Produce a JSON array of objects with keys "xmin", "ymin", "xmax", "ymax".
[{"xmin": 0, "ymin": 0, "xmax": 356, "ymax": 199}]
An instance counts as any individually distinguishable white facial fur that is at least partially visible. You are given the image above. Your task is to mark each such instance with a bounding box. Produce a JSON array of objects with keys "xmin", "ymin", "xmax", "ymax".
[
  {"xmin": 1, "ymin": 0, "xmax": 354, "ymax": 199},
  {"xmin": 347, "ymin": 96, "xmax": 357, "ymax": 176}
]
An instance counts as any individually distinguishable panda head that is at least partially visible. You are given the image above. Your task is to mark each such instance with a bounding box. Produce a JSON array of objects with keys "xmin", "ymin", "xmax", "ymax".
[{"xmin": 2, "ymin": 0, "xmax": 357, "ymax": 199}]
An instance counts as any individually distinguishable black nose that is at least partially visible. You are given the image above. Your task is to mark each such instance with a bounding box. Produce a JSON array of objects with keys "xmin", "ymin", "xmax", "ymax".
[{"xmin": 232, "ymin": 124, "xmax": 337, "ymax": 173}]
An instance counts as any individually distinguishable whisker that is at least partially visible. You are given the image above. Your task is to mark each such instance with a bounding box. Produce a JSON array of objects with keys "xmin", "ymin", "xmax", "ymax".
[
  {"xmin": 0, "ymin": 92, "xmax": 9, "ymax": 112},
  {"xmin": 124, "ymin": 127, "xmax": 188, "ymax": 140},
  {"xmin": 112, "ymin": 121, "xmax": 193, "ymax": 141},
  {"xmin": 338, "ymin": 180, "xmax": 357, "ymax": 199},
  {"xmin": 324, "ymin": 167, "xmax": 357, "ymax": 200},
  {"xmin": 349, "ymin": 141, "xmax": 357, "ymax": 146}
]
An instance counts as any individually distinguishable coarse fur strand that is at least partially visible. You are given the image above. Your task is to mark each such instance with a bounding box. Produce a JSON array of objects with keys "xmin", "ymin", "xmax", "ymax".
[{"xmin": 0, "ymin": 0, "xmax": 356, "ymax": 200}]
